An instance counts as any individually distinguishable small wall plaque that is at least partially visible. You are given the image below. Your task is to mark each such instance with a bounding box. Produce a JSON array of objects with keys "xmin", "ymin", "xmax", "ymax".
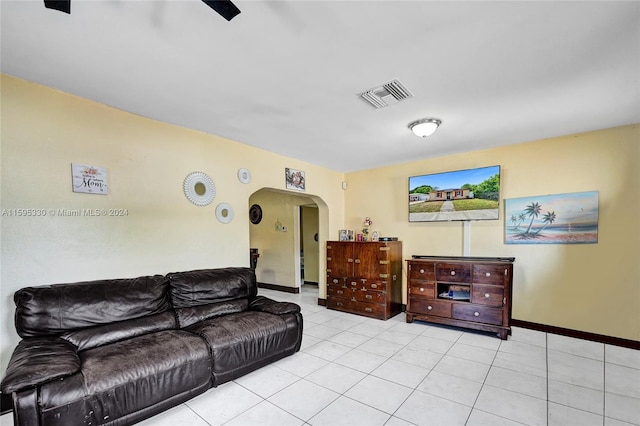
[{"xmin": 71, "ymin": 164, "xmax": 108, "ymax": 195}]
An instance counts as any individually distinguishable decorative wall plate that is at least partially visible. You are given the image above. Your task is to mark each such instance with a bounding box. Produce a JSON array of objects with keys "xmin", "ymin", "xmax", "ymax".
[
  {"xmin": 249, "ymin": 204, "xmax": 262, "ymax": 224},
  {"xmin": 183, "ymin": 172, "xmax": 216, "ymax": 206},
  {"xmin": 216, "ymin": 203, "xmax": 234, "ymax": 224},
  {"xmin": 237, "ymin": 168, "xmax": 251, "ymax": 184}
]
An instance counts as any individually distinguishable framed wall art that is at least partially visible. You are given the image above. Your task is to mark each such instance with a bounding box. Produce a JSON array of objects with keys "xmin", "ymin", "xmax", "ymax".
[
  {"xmin": 505, "ymin": 191, "xmax": 598, "ymax": 244},
  {"xmin": 285, "ymin": 168, "xmax": 305, "ymax": 191}
]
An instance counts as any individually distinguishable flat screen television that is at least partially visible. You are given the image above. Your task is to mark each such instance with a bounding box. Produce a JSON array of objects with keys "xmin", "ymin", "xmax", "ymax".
[{"xmin": 409, "ymin": 165, "xmax": 501, "ymax": 222}]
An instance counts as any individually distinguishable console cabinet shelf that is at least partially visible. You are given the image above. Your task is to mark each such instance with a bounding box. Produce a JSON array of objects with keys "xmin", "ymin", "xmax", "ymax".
[
  {"xmin": 326, "ymin": 241, "xmax": 402, "ymax": 320},
  {"xmin": 406, "ymin": 256, "xmax": 514, "ymax": 339}
]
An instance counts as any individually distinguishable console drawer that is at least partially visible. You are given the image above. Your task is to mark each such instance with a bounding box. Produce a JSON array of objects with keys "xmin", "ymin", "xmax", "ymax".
[
  {"xmin": 436, "ymin": 263, "xmax": 471, "ymax": 283},
  {"xmin": 409, "ymin": 263, "xmax": 435, "ymax": 280},
  {"xmin": 471, "ymin": 284, "xmax": 504, "ymax": 307},
  {"xmin": 409, "ymin": 282, "xmax": 435, "ymax": 298},
  {"xmin": 473, "ymin": 264, "xmax": 507, "ymax": 285},
  {"xmin": 452, "ymin": 304, "xmax": 503, "ymax": 325},
  {"xmin": 409, "ymin": 298, "xmax": 451, "ymax": 318}
]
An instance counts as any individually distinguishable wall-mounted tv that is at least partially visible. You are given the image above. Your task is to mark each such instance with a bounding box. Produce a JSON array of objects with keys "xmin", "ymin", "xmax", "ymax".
[{"xmin": 409, "ymin": 165, "xmax": 501, "ymax": 222}]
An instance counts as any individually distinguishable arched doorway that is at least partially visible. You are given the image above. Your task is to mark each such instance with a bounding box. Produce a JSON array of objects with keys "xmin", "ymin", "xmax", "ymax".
[{"xmin": 248, "ymin": 188, "xmax": 327, "ymax": 299}]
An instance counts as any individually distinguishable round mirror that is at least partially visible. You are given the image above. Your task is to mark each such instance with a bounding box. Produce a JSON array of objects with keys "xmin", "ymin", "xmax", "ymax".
[
  {"xmin": 183, "ymin": 172, "xmax": 216, "ymax": 206},
  {"xmin": 216, "ymin": 203, "xmax": 234, "ymax": 223},
  {"xmin": 237, "ymin": 168, "xmax": 251, "ymax": 184}
]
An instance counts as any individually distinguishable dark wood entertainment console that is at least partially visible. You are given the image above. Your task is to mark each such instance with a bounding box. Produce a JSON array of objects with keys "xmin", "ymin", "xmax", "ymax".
[{"xmin": 406, "ymin": 255, "xmax": 515, "ymax": 339}]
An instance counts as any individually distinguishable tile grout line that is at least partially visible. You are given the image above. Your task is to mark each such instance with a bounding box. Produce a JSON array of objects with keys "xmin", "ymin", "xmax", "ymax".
[
  {"xmin": 546, "ymin": 330, "xmax": 549, "ymax": 426},
  {"xmin": 602, "ymin": 345, "xmax": 606, "ymax": 426}
]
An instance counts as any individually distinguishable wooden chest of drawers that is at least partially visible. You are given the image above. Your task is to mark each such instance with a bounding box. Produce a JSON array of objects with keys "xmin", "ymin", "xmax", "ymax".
[
  {"xmin": 326, "ymin": 241, "xmax": 402, "ymax": 320},
  {"xmin": 406, "ymin": 256, "xmax": 514, "ymax": 339}
]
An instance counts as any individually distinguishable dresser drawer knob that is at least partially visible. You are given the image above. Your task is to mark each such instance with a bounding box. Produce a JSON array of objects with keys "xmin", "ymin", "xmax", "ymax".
[
  {"xmin": 365, "ymin": 294, "xmax": 373, "ymax": 299},
  {"xmin": 337, "ymin": 302, "xmax": 343, "ymax": 307},
  {"xmin": 333, "ymin": 279, "xmax": 338, "ymax": 284},
  {"xmin": 337, "ymin": 290, "xmax": 343, "ymax": 295},
  {"xmin": 420, "ymin": 288, "xmax": 425, "ymax": 292},
  {"xmin": 365, "ymin": 307, "xmax": 373, "ymax": 312},
  {"xmin": 451, "ymin": 271, "xmax": 456, "ymax": 276},
  {"xmin": 351, "ymin": 282, "xmax": 357, "ymax": 286},
  {"xmin": 485, "ymin": 293, "xmax": 490, "ymax": 298},
  {"xmin": 427, "ymin": 305, "xmax": 433, "ymax": 310},
  {"xmin": 355, "ymin": 259, "xmax": 361, "ymax": 264},
  {"xmin": 474, "ymin": 311, "xmax": 480, "ymax": 317},
  {"xmin": 419, "ymin": 269, "xmax": 425, "ymax": 274},
  {"xmin": 371, "ymin": 283, "xmax": 378, "ymax": 289}
]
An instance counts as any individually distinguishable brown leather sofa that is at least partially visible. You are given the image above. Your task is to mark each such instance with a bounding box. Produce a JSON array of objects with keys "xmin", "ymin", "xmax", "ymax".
[{"xmin": 1, "ymin": 267, "xmax": 303, "ymax": 426}]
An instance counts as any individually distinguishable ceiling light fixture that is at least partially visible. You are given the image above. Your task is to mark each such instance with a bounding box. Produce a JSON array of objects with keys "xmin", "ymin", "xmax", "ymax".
[{"xmin": 408, "ymin": 118, "xmax": 441, "ymax": 138}]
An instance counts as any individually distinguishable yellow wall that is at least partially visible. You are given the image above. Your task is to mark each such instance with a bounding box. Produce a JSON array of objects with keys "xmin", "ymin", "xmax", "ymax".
[
  {"xmin": 0, "ymin": 75, "xmax": 345, "ymax": 371},
  {"xmin": 344, "ymin": 125, "xmax": 640, "ymax": 341}
]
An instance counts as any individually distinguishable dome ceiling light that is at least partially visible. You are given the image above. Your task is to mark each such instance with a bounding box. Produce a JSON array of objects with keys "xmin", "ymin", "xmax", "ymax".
[{"xmin": 408, "ymin": 118, "xmax": 442, "ymax": 138}]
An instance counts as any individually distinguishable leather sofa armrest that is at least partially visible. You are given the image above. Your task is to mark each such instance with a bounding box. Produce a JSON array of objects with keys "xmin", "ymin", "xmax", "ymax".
[
  {"xmin": 1, "ymin": 337, "xmax": 80, "ymax": 394},
  {"xmin": 250, "ymin": 296, "xmax": 301, "ymax": 315}
]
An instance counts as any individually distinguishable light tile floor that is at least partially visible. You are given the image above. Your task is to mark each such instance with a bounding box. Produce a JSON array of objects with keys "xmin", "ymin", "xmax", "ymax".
[{"xmin": 2, "ymin": 285, "xmax": 638, "ymax": 426}]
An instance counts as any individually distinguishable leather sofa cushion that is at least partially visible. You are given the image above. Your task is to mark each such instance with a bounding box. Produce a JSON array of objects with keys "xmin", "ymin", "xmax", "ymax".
[
  {"xmin": 187, "ymin": 311, "xmax": 302, "ymax": 386},
  {"xmin": 1, "ymin": 337, "xmax": 80, "ymax": 394},
  {"xmin": 38, "ymin": 330, "xmax": 211, "ymax": 425},
  {"xmin": 60, "ymin": 311, "xmax": 177, "ymax": 352},
  {"xmin": 168, "ymin": 267, "xmax": 257, "ymax": 308},
  {"xmin": 250, "ymin": 296, "xmax": 301, "ymax": 315},
  {"xmin": 175, "ymin": 299, "xmax": 248, "ymax": 328},
  {"xmin": 14, "ymin": 275, "xmax": 170, "ymax": 338}
]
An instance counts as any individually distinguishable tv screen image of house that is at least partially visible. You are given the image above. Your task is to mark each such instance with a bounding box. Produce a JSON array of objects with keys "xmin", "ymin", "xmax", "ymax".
[{"xmin": 409, "ymin": 165, "xmax": 501, "ymax": 222}]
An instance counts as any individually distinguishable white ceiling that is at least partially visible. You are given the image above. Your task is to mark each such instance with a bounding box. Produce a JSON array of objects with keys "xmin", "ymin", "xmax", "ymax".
[{"xmin": 1, "ymin": 1, "xmax": 638, "ymax": 173}]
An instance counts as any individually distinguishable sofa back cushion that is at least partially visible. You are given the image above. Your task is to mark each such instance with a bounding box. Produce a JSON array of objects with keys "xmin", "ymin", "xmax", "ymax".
[
  {"xmin": 14, "ymin": 275, "xmax": 170, "ymax": 338},
  {"xmin": 167, "ymin": 267, "xmax": 257, "ymax": 309}
]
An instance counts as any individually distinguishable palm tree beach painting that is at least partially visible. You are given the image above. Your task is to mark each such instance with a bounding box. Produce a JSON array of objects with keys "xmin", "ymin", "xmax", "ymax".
[{"xmin": 505, "ymin": 191, "xmax": 598, "ymax": 244}]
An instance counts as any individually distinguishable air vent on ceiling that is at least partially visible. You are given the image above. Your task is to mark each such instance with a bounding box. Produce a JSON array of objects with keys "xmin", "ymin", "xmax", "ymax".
[{"xmin": 358, "ymin": 79, "xmax": 414, "ymax": 109}]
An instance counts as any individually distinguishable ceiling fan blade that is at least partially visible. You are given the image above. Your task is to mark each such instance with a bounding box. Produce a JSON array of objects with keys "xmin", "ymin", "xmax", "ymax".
[
  {"xmin": 201, "ymin": 0, "xmax": 241, "ymax": 21},
  {"xmin": 44, "ymin": 0, "xmax": 70, "ymax": 14}
]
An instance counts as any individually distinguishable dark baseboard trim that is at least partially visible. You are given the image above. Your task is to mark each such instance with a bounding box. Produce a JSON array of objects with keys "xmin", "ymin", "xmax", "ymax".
[
  {"xmin": 318, "ymin": 297, "xmax": 326, "ymax": 306},
  {"xmin": 511, "ymin": 319, "xmax": 640, "ymax": 350},
  {"xmin": 303, "ymin": 281, "xmax": 319, "ymax": 286},
  {"xmin": 1, "ymin": 393, "xmax": 12, "ymax": 416},
  {"xmin": 257, "ymin": 282, "xmax": 299, "ymax": 294}
]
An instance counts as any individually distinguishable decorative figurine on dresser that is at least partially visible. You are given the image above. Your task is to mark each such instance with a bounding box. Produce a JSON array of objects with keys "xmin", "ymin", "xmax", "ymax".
[
  {"xmin": 406, "ymin": 255, "xmax": 515, "ymax": 339},
  {"xmin": 326, "ymin": 240, "xmax": 402, "ymax": 320}
]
